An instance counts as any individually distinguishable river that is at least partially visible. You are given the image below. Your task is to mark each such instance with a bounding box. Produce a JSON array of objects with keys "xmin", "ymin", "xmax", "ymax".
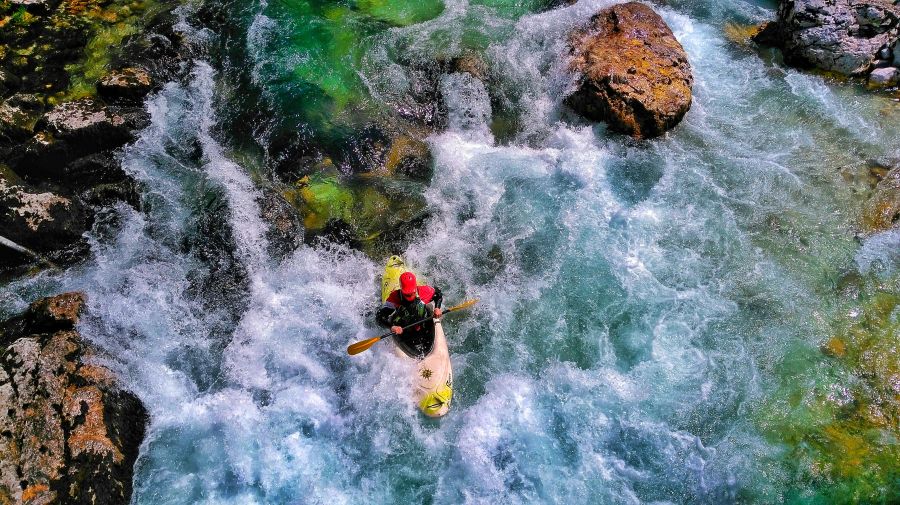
[{"xmin": 2, "ymin": 0, "xmax": 900, "ymax": 502}]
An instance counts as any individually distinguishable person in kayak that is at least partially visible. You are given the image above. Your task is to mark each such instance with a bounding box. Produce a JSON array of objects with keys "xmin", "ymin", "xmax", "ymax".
[{"xmin": 376, "ymin": 272, "xmax": 443, "ymax": 357}]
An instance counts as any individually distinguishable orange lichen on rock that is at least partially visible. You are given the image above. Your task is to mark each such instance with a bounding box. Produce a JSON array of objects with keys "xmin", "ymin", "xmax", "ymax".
[
  {"xmin": 76, "ymin": 363, "xmax": 117, "ymax": 387},
  {"xmin": 20, "ymin": 484, "xmax": 53, "ymax": 504},
  {"xmin": 27, "ymin": 292, "xmax": 86, "ymax": 328},
  {"xmin": 64, "ymin": 386, "xmax": 124, "ymax": 463},
  {"xmin": 0, "ymin": 292, "xmax": 146, "ymax": 504},
  {"xmin": 566, "ymin": 2, "xmax": 693, "ymax": 138}
]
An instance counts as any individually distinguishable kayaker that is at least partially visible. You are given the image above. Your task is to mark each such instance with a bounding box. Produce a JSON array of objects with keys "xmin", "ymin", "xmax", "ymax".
[{"xmin": 376, "ymin": 272, "xmax": 443, "ymax": 357}]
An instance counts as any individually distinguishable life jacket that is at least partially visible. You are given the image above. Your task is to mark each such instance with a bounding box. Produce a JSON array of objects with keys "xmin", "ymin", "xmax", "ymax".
[{"xmin": 385, "ymin": 286, "xmax": 436, "ymax": 328}]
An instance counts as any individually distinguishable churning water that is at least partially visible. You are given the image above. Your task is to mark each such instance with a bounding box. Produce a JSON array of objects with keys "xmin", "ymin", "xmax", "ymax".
[{"xmin": 2, "ymin": 0, "xmax": 900, "ymax": 503}]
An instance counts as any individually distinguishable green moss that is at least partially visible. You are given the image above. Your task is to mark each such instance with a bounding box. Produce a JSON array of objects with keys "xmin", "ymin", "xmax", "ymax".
[
  {"xmin": 61, "ymin": 0, "xmax": 167, "ymax": 100},
  {"xmin": 64, "ymin": 21, "xmax": 140, "ymax": 99},
  {"xmin": 296, "ymin": 174, "xmax": 356, "ymax": 230},
  {"xmin": 282, "ymin": 169, "xmax": 427, "ymax": 255}
]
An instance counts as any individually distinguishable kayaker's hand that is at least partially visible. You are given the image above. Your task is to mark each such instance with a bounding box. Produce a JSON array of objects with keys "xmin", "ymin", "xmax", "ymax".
[
  {"xmin": 433, "ymin": 307, "xmax": 442, "ymax": 318},
  {"xmin": 391, "ymin": 325, "xmax": 403, "ymax": 335}
]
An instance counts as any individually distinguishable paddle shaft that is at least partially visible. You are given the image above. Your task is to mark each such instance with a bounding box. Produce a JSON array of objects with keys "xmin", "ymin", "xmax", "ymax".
[
  {"xmin": 347, "ymin": 299, "xmax": 477, "ymax": 355},
  {"xmin": 375, "ymin": 304, "xmax": 464, "ymax": 341}
]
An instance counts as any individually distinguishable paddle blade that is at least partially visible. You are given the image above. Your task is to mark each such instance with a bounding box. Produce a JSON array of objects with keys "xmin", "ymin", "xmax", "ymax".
[
  {"xmin": 347, "ymin": 336, "xmax": 383, "ymax": 356},
  {"xmin": 448, "ymin": 298, "xmax": 479, "ymax": 312}
]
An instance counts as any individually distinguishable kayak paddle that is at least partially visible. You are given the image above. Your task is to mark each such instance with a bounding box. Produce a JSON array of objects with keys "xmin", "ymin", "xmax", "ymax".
[{"xmin": 347, "ymin": 299, "xmax": 478, "ymax": 356}]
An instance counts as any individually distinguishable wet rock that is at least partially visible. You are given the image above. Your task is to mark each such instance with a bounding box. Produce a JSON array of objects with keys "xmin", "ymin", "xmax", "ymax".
[
  {"xmin": 751, "ymin": 21, "xmax": 783, "ymax": 47},
  {"xmin": 868, "ymin": 66, "xmax": 900, "ymax": 86},
  {"xmin": 566, "ymin": 2, "xmax": 693, "ymax": 139},
  {"xmin": 41, "ymin": 98, "xmax": 133, "ymax": 143},
  {"xmin": 332, "ymin": 123, "xmax": 393, "ymax": 174},
  {"xmin": 384, "ymin": 135, "xmax": 433, "ymax": 181},
  {"xmin": 0, "ymin": 101, "xmax": 39, "ymax": 143},
  {"xmin": 308, "ymin": 218, "xmax": 363, "ymax": 249},
  {"xmin": 0, "ymin": 170, "xmax": 90, "ymax": 264},
  {"xmin": 259, "ymin": 187, "xmax": 303, "ymax": 260},
  {"xmin": 13, "ymin": 98, "xmax": 146, "ymax": 179},
  {"xmin": 389, "ymin": 58, "xmax": 449, "ymax": 129},
  {"xmin": 861, "ymin": 164, "xmax": 900, "ymax": 233},
  {"xmin": 115, "ymin": 6, "xmax": 190, "ymax": 86},
  {"xmin": 64, "ymin": 152, "xmax": 132, "ymax": 191},
  {"xmin": 0, "ymin": 292, "xmax": 147, "ymax": 505},
  {"xmin": 96, "ymin": 67, "xmax": 153, "ymax": 103},
  {"xmin": 772, "ymin": 0, "xmax": 900, "ymax": 76},
  {"xmin": 5, "ymin": 93, "xmax": 45, "ymax": 111},
  {"xmin": 0, "ymin": 69, "xmax": 22, "ymax": 96},
  {"xmin": 449, "ymin": 52, "xmax": 490, "ymax": 82}
]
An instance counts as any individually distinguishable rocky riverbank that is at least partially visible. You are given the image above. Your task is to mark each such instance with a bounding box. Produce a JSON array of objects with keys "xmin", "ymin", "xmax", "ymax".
[
  {"xmin": 0, "ymin": 292, "xmax": 147, "ymax": 505},
  {"xmin": 753, "ymin": 0, "xmax": 900, "ymax": 88},
  {"xmin": 0, "ymin": 0, "xmax": 188, "ymax": 279}
]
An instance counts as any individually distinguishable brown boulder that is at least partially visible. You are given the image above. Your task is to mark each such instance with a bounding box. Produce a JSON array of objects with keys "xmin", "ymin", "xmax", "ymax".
[
  {"xmin": 566, "ymin": 2, "xmax": 693, "ymax": 139},
  {"xmin": 0, "ymin": 292, "xmax": 147, "ymax": 505}
]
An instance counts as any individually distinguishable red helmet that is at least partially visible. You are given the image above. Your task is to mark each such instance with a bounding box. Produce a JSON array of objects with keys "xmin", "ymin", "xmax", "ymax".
[{"xmin": 400, "ymin": 272, "xmax": 417, "ymax": 295}]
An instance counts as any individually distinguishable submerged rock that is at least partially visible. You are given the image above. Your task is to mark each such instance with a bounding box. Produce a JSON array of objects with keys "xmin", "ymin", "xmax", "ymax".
[
  {"xmin": 0, "ymin": 292, "xmax": 147, "ymax": 505},
  {"xmin": 285, "ymin": 171, "xmax": 429, "ymax": 256},
  {"xmin": 566, "ymin": 2, "xmax": 693, "ymax": 139},
  {"xmin": 259, "ymin": 187, "xmax": 304, "ymax": 260},
  {"xmin": 384, "ymin": 135, "xmax": 433, "ymax": 181},
  {"xmin": 861, "ymin": 164, "xmax": 900, "ymax": 233},
  {"xmin": 768, "ymin": 0, "xmax": 900, "ymax": 77}
]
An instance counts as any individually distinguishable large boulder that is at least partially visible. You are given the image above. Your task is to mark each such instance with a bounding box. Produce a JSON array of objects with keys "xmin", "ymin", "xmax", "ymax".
[
  {"xmin": 566, "ymin": 2, "xmax": 693, "ymax": 139},
  {"xmin": 0, "ymin": 292, "xmax": 147, "ymax": 505},
  {"xmin": 771, "ymin": 0, "xmax": 900, "ymax": 77}
]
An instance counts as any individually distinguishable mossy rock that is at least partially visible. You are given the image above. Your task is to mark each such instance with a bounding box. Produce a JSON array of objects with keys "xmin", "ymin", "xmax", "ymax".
[{"xmin": 285, "ymin": 171, "xmax": 428, "ymax": 255}]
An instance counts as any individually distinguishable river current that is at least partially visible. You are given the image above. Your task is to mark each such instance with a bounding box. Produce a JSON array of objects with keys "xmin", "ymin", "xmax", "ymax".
[{"xmin": 2, "ymin": 0, "xmax": 900, "ymax": 503}]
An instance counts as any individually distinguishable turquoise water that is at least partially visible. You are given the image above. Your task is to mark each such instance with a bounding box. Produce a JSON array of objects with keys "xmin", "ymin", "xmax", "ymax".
[{"xmin": 2, "ymin": 0, "xmax": 900, "ymax": 503}]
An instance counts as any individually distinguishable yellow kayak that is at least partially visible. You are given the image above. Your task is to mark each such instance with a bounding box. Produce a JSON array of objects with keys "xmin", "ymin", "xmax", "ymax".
[{"xmin": 382, "ymin": 255, "xmax": 453, "ymax": 417}]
